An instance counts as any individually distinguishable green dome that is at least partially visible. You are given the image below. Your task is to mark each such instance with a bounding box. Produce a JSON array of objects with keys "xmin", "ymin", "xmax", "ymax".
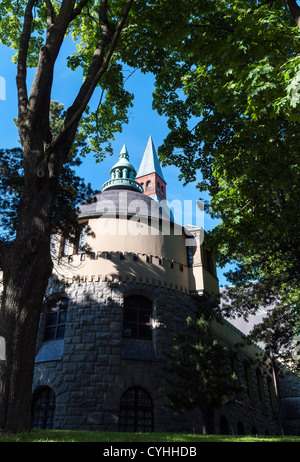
[{"xmin": 101, "ymin": 145, "xmax": 143, "ymax": 193}]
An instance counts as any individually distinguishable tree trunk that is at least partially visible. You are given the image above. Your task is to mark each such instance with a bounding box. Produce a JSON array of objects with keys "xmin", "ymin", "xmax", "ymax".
[{"xmin": 0, "ymin": 148, "xmax": 56, "ymax": 432}]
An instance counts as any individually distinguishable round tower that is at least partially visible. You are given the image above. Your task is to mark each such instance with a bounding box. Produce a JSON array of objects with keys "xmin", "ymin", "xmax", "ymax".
[{"xmin": 32, "ymin": 139, "xmax": 228, "ymax": 435}]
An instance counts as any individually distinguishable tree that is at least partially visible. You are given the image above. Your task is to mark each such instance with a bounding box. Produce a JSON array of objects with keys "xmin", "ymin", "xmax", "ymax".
[
  {"xmin": 0, "ymin": 0, "xmax": 138, "ymax": 433},
  {"xmin": 0, "ymin": 101, "xmax": 94, "ymax": 241},
  {"xmin": 120, "ymin": 0, "xmax": 300, "ymax": 363},
  {"xmin": 162, "ymin": 310, "xmax": 243, "ymax": 434}
]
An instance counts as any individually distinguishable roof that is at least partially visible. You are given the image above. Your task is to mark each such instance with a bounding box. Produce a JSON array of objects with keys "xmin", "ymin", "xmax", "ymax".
[
  {"xmin": 220, "ymin": 287, "xmax": 273, "ymax": 349},
  {"xmin": 136, "ymin": 136, "xmax": 166, "ymax": 183},
  {"xmin": 109, "ymin": 144, "xmax": 136, "ymax": 175},
  {"xmin": 78, "ymin": 189, "xmax": 174, "ymax": 222}
]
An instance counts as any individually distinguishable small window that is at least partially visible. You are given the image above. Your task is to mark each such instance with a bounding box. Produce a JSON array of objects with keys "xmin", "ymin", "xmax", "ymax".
[
  {"xmin": 44, "ymin": 297, "xmax": 68, "ymax": 341},
  {"xmin": 146, "ymin": 181, "xmax": 151, "ymax": 190},
  {"xmin": 187, "ymin": 246, "xmax": 194, "ymax": 267},
  {"xmin": 62, "ymin": 238, "xmax": 70, "ymax": 257},
  {"xmin": 123, "ymin": 295, "xmax": 152, "ymax": 340},
  {"xmin": 50, "ymin": 234, "xmax": 58, "ymax": 258}
]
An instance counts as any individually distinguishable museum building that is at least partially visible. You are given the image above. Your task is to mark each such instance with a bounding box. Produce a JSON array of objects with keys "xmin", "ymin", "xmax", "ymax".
[{"xmin": 31, "ymin": 137, "xmax": 300, "ymax": 435}]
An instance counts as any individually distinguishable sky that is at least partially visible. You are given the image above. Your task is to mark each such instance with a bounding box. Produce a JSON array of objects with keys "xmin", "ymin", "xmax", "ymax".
[{"xmin": 0, "ymin": 42, "xmax": 231, "ymax": 286}]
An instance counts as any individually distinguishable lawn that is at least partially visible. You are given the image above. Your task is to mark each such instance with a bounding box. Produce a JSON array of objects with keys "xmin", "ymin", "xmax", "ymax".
[{"xmin": 0, "ymin": 429, "xmax": 299, "ymax": 443}]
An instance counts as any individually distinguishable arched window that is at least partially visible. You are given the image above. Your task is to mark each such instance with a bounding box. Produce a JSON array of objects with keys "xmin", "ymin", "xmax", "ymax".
[
  {"xmin": 123, "ymin": 295, "xmax": 152, "ymax": 340},
  {"xmin": 146, "ymin": 181, "xmax": 151, "ymax": 190},
  {"xmin": 44, "ymin": 296, "xmax": 68, "ymax": 341},
  {"xmin": 32, "ymin": 386, "xmax": 56, "ymax": 429},
  {"xmin": 119, "ymin": 387, "xmax": 153, "ymax": 432}
]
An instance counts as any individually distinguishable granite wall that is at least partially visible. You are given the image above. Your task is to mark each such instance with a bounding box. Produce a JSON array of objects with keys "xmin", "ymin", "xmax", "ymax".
[{"xmin": 32, "ymin": 280, "xmax": 281, "ymax": 434}]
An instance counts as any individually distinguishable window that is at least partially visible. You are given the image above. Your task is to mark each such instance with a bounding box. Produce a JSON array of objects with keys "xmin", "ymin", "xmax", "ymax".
[
  {"xmin": 77, "ymin": 223, "xmax": 88, "ymax": 254},
  {"xmin": 146, "ymin": 181, "xmax": 151, "ymax": 190},
  {"xmin": 50, "ymin": 234, "xmax": 57, "ymax": 258},
  {"xmin": 119, "ymin": 387, "xmax": 153, "ymax": 432},
  {"xmin": 187, "ymin": 246, "xmax": 194, "ymax": 267},
  {"xmin": 44, "ymin": 297, "xmax": 68, "ymax": 341},
  {"xmin": 123, "ymin": 295, "xmax": 152, "ymax": 340},
  {"xmin": 62, "ymin": 238, "xmax": 70, "ymax": 256},
  {"xmin": 32, "ymin": 387, "xmax": 56, "ymax": 429}
]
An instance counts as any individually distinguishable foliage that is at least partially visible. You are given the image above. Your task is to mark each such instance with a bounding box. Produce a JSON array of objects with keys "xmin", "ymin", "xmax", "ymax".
[
  {"xmin": 161, "ymin": 310, "xmax": 243, "ymax": 433},
  {"xmin": 118, "ymin": 0, "xmax": 300, "ymax": 358},
  {"xmin": 0, "ymin": 1, "xmax": 134, "ymax": 159}
]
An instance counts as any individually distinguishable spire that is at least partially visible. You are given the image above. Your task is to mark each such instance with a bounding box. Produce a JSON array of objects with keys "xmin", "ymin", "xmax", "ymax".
[
  {"xmin": 136, "ymin": 136, "xmax": 166, "ymax": 183},
  {"xmin": 136, "ymin": 136, "xmax": 167, "ymax": 201},
  {"xmin": 101, "ymin": 145, "xmax": 143, "ymax": 193}
]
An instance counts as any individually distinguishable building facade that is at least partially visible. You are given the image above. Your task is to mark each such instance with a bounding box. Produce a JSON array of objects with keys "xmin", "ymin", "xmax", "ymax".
[{"xmin": 32, "ymin": 137, "xmax": 300, "ymax": 435}]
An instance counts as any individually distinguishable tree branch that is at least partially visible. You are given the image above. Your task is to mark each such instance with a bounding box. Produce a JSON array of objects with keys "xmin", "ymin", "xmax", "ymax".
[
  {"xmin": 46, "ymin": 0, "xmax": 134, "ymax": 159},
  {"xmin": 72, "ymin": 0, "xmax": 92, "ymax": 20},
  {"xmin": 284, "ymin": 0, "xmax": 300, "ymax": 28},
  {"xmin": 25, "ymin": 0, "xmax": 86, "ymax": 144},
  {"xmin": 16, "ymin": 0, "xmax": 36, "ymax": 128},
  {"xmin": 44, "ymin": 0, "xmax": 56, "ymax": 29}
]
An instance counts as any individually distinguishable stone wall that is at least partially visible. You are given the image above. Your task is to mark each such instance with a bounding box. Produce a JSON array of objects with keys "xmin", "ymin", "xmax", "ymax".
[
  {"xmin": 278, "ymin": 368, "xmax": 300, "ymax": 435},
  {"xmin": 33, "ymin": 280, "xmax": 281, "ymax": 434}
]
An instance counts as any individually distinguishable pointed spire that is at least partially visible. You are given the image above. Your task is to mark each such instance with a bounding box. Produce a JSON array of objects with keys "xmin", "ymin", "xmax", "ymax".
[
  {"xmin": 119, "ymin": 144, "xmax": 129, "ymax": 160},
  {"xmin": 136, "ymin": 136, "xmax": 166, "ymax": 183}
]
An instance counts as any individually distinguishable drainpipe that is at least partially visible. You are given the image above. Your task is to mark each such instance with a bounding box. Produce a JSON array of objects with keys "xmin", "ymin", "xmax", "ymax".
[{"xmin": 269, "ymin": 348, "xmax": 285, "ymax": 436}]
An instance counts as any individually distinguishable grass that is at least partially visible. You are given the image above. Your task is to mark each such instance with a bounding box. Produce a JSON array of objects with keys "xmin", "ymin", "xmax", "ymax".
[{"xmin": 0, "ymin": 429, "xmax": 299, "ymax": 443}]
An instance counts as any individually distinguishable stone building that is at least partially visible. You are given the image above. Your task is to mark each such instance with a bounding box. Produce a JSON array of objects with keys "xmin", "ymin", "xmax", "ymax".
[{"xmin": 32, "ymin": 137, "xmax": 300, "ymax": 435}]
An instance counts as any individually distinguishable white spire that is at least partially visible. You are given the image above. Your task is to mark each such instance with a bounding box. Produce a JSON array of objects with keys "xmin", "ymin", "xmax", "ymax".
[{"xmin": 136, "ymin": 136, "xmax": 166, "ymax": 183}]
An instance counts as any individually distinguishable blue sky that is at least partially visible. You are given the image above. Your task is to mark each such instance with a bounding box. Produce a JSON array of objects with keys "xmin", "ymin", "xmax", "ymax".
[{"xmin": 0, "ymin": 42, "xmax": 231, "ymax": 286}]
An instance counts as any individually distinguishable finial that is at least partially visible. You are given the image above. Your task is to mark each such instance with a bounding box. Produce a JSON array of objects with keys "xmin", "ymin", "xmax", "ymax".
[{"xmin": 119, "ymin": 144, "xmax": 129, "ymax": 160}]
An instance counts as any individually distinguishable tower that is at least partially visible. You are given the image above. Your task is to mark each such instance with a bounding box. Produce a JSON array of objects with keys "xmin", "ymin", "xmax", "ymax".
[
  {"xmin": 136, "ymin": 136, "xmax": 167, "ymax": 201},
  {"xmin": 101, "ymin": 144, "xmax": 143, "ymax": 193}
]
